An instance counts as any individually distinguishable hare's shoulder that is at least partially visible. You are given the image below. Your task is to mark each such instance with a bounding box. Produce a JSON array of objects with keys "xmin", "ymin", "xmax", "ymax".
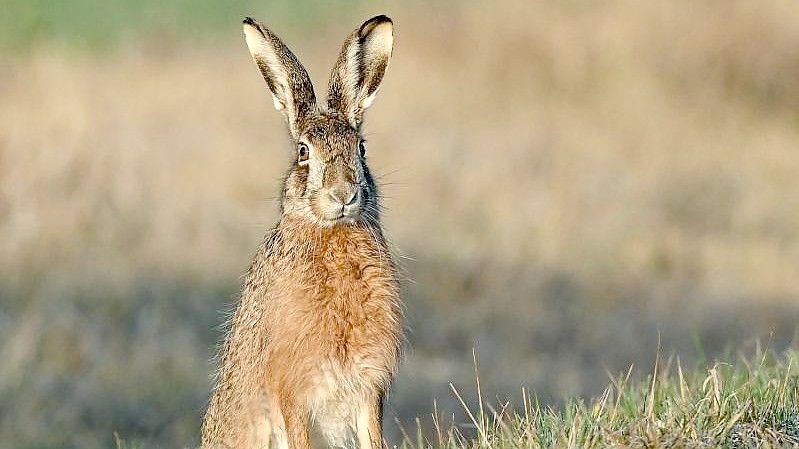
[{"xmin": 240, "ymin": 229, "xmax": 281, "ymax": 294}]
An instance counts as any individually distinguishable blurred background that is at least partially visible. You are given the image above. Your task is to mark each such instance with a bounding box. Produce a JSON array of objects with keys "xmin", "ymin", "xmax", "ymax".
[{"xmin": 2, "ymin": 0, "xmax": 799, "ymax": 447}]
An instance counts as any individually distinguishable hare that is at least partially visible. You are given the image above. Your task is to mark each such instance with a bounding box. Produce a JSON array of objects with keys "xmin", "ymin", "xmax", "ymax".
[{"xmin": 200, "ymin": 15, "xmax": 403, "ymax": 449}]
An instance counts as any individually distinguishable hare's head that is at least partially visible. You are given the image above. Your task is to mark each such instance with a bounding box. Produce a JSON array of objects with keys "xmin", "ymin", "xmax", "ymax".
[{"xmin": 243, "ymin": 15, "xmax": 393, "ymax": 227}]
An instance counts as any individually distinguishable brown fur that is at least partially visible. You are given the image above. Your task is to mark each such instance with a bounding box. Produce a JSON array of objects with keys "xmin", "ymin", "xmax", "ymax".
[{"xmin": 201, "ymin": 15, "xmax": 400, "ymax": 449}]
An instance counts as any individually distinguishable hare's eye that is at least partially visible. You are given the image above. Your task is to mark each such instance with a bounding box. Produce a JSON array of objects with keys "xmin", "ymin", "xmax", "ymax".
[
  {"xmin": 297, "ymin": 143, "xmax": 310, "ymax": 163},
  {"xmin": 358, "ymin": 140, "xmax": 367, "ymax": 157}
]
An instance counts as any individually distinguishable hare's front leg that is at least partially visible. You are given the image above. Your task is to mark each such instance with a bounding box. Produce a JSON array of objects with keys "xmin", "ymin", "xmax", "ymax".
[
  {"xmin": 279, "ymin": 396, "xmax": 310, "ymax": 449},
  {"xmin": 357, "ymin": 394, "xmax": 384, "ymax": 449},
  {"xmin": 262, "ymin": 400, "xmax": 288, "ymax": 449}
]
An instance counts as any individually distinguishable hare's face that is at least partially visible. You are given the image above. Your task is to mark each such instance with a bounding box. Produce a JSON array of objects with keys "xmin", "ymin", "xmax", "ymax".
[
  {"xmin": 282, "ymin": 114, "xmax": 376, "ymax": 226},
  {"xmin": 243, "ymin": 15, "xmax": 393, "ymax": 227}
]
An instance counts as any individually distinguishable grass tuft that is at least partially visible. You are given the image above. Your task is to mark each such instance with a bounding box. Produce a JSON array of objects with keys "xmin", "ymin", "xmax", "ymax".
[{"xmin": 414, "ymin": 351, "xmax": 799, "ymax": 449}]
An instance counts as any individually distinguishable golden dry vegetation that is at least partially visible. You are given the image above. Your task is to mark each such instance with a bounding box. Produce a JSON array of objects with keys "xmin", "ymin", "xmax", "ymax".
[{"xmin": 1, "ymin": 1, "xmax": 799, "ymax": 447}]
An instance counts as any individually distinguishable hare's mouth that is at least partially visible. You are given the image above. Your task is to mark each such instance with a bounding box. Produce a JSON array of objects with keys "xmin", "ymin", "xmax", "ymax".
[
  {"xmin": 326, "ymin": 209, "xmax": 361, "ymax": 225},
  {"xmin": 308, "ymin": 202, "xmax": 360, "ymax": 227},
  {"xmin": 313, "ymin": 188, "xmax": 362, "ymax": 225}
]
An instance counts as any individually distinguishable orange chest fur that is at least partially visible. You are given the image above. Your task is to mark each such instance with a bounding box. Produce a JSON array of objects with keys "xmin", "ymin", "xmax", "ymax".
[
  {"xmin": 302, "ymin": 249, "xmax": 398, "ymax": 345},
  {"xmin": 270, "ymin": 225, "xmax": 401, "ymax": 366}
]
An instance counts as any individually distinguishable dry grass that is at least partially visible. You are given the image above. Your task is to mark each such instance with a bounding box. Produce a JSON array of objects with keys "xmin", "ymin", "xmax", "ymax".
[
  {"xmin": 420, "ymin": 350, "xmax": 799, "ymax": 449},
  {"xmin": 1, "ymin": 1, "xmax": 799, "ymax": 447}
]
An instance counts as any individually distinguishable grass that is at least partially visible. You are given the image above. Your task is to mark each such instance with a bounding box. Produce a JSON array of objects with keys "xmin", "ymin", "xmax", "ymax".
[
  {"xmin": 425, "ymin": 350, "xmax": 799, "ymax": 449},
  {"xmin": 113, "ymin": 349, "xmax": 799, "ymax": 448},
  {"xmin": 2, "ymin": 0, "xmax": 799, "ymax": 447}
]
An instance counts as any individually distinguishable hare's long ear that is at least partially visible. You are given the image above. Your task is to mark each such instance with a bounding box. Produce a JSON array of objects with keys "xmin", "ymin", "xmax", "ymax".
[
  {"xmin": 243, "ymin": 17, "xmax": 316, "ymax": 139},
  {"xmin": 327, "ymin": 15, "xmax": 393, "ymax": 128}
]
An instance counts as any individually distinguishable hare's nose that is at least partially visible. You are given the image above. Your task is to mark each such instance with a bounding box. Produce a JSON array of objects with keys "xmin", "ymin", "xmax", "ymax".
[{"xmin": 328, "ymin": 187, "xmax": 358, "ymax": 206}]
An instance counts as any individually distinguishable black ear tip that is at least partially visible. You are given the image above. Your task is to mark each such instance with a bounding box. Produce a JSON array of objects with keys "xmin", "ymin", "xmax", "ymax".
[
  {"xmin": 243, "ymin": 17, "xmax": 267, "ymax": 38},
  {"xmin": 371, "ymin": 14, "xmax": 392, "ymax": 24},
  {"xmin": 360, "ymin": 15, "xmax": 393, "ymax": 35}
]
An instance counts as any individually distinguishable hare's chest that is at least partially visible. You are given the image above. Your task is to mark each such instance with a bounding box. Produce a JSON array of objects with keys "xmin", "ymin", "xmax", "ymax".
[
  {"xmin": 313, "ymin": 247, "xmax": 393, "ymax": 309},
  {"xmin": 291, "ymin": 252, "xmax": 399, "ymax": 358},
  {"xmin": 312, "ymin": 257, "xmax": 396, "ymax": 335}
]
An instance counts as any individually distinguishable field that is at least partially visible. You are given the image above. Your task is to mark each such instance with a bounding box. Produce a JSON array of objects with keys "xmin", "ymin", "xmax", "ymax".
[
  {"xmin": 396, "ymin": 351, "xmax": 799, "ymax": 449},
  {"xmin": 1, "ymin": 1, "xmax": 799, "ymax": 448},
  {"xmin": 113, "ymin": 351, "xmax": 799, "ymax": 448}
]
